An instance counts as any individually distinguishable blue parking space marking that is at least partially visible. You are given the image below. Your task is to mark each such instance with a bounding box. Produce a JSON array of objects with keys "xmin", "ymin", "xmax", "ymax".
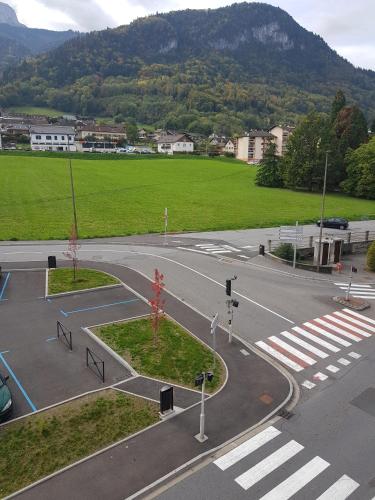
[
  {"xmin": 0, "ymin": 352, "xmax": 37, "ymax": 412},
  {"xmin": 46, "ymin": 337, "xmax": 57, "ymax": 342},
  {"xmin": 0, "ymin": 272, "xmax": 10, "ymax": 301},
  {"xmin": 60, "ymin": 298, "xmax": 140, "ymax": 317}
]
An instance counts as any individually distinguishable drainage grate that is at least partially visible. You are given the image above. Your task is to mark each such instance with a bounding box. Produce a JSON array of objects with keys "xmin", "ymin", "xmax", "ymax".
[{"xmin": 278, "ymin": 409, "xmax": 294, "ymax": 419}]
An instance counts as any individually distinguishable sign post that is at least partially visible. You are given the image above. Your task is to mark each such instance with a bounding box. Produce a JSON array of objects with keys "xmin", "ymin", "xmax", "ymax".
[
  {"xmin": 164, "ymin": 207, "xmax": 168, "ymax": 245},
  {"xmin": 279, "ymin": 223, "xmax": 303, "ymax": 268},
  {"xmin": 210, "ymin": 313, "xmax": 219, "ymax": 369}
]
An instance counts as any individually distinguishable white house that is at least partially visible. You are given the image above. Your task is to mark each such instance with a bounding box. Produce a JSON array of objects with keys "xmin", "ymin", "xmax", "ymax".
[
  {"xmin": 30, "ymin": 126, "xmax": 76, "ymax": 152},
  {"xmin": 224, "ymin": 139, "xmax": 235, "ymax": 154},
  {"xmin": 236, "ymin": 131, "xmax": 276, "ymax": 163},
  {"xmin": 268, "ymin": 125, "xmax": 294, "ymax": 156},
  {"xmin": 157, "ymin": 133, "xmax": 194, "ymax": 154}
]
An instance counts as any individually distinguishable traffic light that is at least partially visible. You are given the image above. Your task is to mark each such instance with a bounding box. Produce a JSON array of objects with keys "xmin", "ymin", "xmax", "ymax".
[
  {"xmin": 352, "ymin": 266, "xmax": 358, "ymax": 273},
  {"xmin": 232, "ymin": 299, "xmax": 239, "ymax": 308},
  {"xmin": 206, "ymin": 372, "xmax": 214, "ymax": 382},
  {"xmin": 226, "ymin": 279, "xmax": 231, "ymax": 296}
]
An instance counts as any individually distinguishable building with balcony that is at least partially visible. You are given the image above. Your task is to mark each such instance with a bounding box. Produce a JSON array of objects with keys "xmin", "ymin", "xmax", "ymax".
[{"xmin": 30, "ymin": 126, "xmax": 76, "ymax": 151}]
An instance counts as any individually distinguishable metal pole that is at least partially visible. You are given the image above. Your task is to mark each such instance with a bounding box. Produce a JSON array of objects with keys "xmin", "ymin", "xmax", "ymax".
[
  {"xmin": 293, "ymin": 220, "xmax": 298, "ymax": 269},
  {"xmin": 317, "ymin": 151, "xmax": 329, "ymax": 272},
  {"xmin": 346, "ymin": 266, "xmax": 353, "ymax": 301},
  {"xmin": 199, "ymin": 376, "xmax": 206, "ymax": 441},
  {"xmin": 229, "ymin": 306, "xmax": 233, "ymax": 344},
  {"xmin": 164, "ymin": 207, "xmax": 168, "ymax": 245},
  {"xmin": 213, "ymin": 326, "xmax": 216, "ymax": 370}
]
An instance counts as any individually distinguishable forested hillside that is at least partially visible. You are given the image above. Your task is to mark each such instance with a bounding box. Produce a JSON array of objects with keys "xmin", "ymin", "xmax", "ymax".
[{"xmin": 2, "ymin": 2, "xmax": 375, "ymax": 134}]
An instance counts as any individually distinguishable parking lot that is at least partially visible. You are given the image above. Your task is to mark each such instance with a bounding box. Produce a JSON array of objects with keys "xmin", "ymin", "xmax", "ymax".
[{"xmin": 0, "ymin": 269, "xmax": 150, "ymax": 420}]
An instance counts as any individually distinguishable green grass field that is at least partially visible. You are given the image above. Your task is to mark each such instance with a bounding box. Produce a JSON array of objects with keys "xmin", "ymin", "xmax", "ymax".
[
  {"xmin": 7, "ymin": 106, "xmax": 67, "ymax": 117},
  {"xmin": 0, "ymin": 154, "xmax": 374, "ymax": 240}
]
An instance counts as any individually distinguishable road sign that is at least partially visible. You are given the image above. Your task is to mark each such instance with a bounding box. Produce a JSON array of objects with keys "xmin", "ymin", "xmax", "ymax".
[{"xmin": 279, "ymin": 225, "xmax": 303, "ymax": 242}]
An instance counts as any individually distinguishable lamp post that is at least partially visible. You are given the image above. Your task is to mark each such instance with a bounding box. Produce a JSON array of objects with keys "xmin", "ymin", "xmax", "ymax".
[
  {"xmin": 194, "ymin": 371, "xmax": 213, "ymax": 442},
  {"xmin": 316, "ymin": 151, "xmax": 329, "ymax": 272}
]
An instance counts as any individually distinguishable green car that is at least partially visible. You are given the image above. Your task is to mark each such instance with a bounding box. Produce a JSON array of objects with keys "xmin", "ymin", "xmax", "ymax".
[{"xmin": 0, "ymin": 373, "xmax": 12, "ymax": 419}]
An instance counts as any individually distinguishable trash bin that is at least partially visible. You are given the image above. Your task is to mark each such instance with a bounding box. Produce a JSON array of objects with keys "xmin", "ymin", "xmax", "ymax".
[
  {"xmin": 48, "ymin": 256, "xmax": 57, "ymax": 269},
  {"xmin": 259, "ymin": 244, "xmax": 265, "ymax": 256}
]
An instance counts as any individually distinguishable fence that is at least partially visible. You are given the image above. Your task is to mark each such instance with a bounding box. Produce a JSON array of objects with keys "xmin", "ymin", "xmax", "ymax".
[
  {"xmin": 86, "ymin": 347, "xmax": 105, "ymax": 383},
  {"xmin": 267, "ymin": 230, "xmax": 375, "ymax": 252},
  {"xmin": 56, "ymin": 321, "xmax": 72, "ymax": 351}
]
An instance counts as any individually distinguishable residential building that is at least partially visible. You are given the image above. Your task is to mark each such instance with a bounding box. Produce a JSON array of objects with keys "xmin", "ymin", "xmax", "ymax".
[
  {"xmin": 77, "ymin": 125, "xmax": 127, "ymax": 142},
  {"xmin": 236, "ymin": 131, "xmax": 276, "ymax": 163},
  {"xmin": 30, "ymin": 126, "xmax": 76, "ymax": 151},
  {"xmin": 224, "ymin": 139, "xmax": 235, "ymax": 154},
  {"xmin": 157, "ymin": 133, "xmax": 194, "ymax": 154},
  {"xmin": 268, "ymin": 125, "xmax": 294, "ymax": 156}
]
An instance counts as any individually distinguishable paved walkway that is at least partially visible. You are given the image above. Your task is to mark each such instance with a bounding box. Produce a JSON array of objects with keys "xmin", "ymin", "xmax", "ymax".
[{"xmin": 13, "ymin": 261, "xmax": 291, "ymax": 500}]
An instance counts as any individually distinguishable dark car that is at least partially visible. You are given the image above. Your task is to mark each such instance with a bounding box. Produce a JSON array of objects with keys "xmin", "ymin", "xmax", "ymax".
[
  {"xmin": 316, "ymin": 217, "xmax": 349, "ymax": 230},
  {"xmin": 0, "ymin": 373, "xmax": 12, "ymax": 419}
]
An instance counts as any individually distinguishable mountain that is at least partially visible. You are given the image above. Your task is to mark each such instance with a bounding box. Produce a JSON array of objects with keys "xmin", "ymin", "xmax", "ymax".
[
  {"xmin": 0, "ymin": 2, "xmax": 79, "ymax": 73},
  {"xmin": 1, "ymin": 2, "xmax": 375, "ymax": 134}
]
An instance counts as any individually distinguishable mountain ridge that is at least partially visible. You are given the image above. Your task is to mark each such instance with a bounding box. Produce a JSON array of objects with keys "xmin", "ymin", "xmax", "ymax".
[{"xmin": 1, "ymin": 2, "xmax": 374, "ymax": 133}]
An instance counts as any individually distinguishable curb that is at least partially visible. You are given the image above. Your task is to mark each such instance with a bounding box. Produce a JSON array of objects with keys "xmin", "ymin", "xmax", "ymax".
[{"xmin": 45, "ymin": 283, "xmax": 123, "ymax": 299}]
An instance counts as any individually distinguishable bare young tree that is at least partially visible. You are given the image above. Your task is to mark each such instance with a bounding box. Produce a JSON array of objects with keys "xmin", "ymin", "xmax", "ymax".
[
  {"xmin": 149, "ymin": 268, "xmax": 165, "ymax": 345},
  {"xmin": 63, "ymin": 224, "xmax": 81, "ymax": 281}
]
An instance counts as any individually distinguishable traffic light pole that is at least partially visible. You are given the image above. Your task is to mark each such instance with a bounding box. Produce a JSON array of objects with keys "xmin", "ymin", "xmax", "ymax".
[
  {"xmin": 198, "ymin": 377, "xmax": 206, "ymax": 442},
  {"xmin": 229, "ymin": 304, "xmax": 234, "ymax": 344}
]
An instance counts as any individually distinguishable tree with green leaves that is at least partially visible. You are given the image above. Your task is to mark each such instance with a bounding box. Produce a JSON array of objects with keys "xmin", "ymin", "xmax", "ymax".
[
  {"xmin": 330, "ymin": 90, "xmax": 346, "ymax": 123},
  {"xmin": 125, "ymin": 122, "xmax": 138, "ymax": 144},
  {"xmin": 367, "ymin": 241, "xmax": 375, "ymax": 272},
  {"xmin": 341, "ymin": 137, "xmax": 375, "ymax": 199},
  {"xmin": 255, "ymin": 143, "xmax": 283, "ymax": 187}
]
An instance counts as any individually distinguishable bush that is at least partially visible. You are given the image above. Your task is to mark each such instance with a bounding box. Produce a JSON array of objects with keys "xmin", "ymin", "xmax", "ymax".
[
  {"xmin": 367, "ymin": 241, "xmax": 375, "ymax": 271},
  {"xmin": 273, "ymin": 243, "xmax": 297, "ymax": 261}
]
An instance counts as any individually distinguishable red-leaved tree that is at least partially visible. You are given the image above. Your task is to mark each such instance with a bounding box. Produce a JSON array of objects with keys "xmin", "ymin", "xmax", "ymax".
[
  {"xmin": 63, "ymin": 224, "xmax": 80, "ymax": 281},
  {"xmin": 149, "ymin": 269, "xmax": 165, "ymax": 345}
]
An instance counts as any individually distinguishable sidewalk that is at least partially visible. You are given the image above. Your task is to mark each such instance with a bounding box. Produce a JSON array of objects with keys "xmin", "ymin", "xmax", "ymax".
[{"xmin": 14, "ymin": 261, "xmax": 292, "ymax": 500}]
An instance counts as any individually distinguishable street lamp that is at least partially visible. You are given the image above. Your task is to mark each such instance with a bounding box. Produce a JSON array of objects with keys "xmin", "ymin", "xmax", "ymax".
[
  {"xmin": 226, "ymin": 276, "xmax": 239, "ymax": 343},
  {"xmin": 316, "ymin": 151, "xmax": 330, "ymax": 272},
  {"xmin": 194, "ymin": 371, "xmax": 214, "ymax": 442}
]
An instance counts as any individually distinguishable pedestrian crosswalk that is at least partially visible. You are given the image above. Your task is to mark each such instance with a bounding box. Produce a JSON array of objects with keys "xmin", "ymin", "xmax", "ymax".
[
  {"xmin": 255, "ymin": 309, "xmax": 375, "ymax": 390},
  {"xmin": 214, "ymin": 425, "xmax": 360, "ymax": 499},
  {"xmin": 334, "ymin": 282, "xmax": 375, "ymax": 300},
  {"xmin": 177, "ymin": 242, "xmax": 255, "ymax": 260}
]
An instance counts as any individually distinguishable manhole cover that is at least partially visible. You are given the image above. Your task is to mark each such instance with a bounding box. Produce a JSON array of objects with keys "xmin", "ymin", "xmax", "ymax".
[{"xmin": 259, "ymin": 393, "xmax": 273, "ymax": 405}]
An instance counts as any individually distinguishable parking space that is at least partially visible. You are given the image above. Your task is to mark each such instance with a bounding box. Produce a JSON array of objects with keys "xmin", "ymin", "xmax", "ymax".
[{"xmin": 0, "ymin": 271, "xmax": 150, "ymax": 422}]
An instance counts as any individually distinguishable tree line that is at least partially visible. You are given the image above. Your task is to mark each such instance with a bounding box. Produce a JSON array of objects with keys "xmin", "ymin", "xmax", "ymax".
[{"xmin": 256, "ymin": 91, "xmax": 374, "ymax": 199}]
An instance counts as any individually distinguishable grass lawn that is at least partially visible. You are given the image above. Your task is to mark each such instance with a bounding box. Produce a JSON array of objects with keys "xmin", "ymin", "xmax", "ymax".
[
  {"xmin": 0, "ymin": 390, "xmax": 159, "ymax": 497},
  {"xmin": 7, "ymin": 106, "xmax": 67, "ymax": 117},
  {"xmin": 0, "ymin": 154, "xmax": 374, "ymax": 240},
  {"xmin": 48, "ymin": 268, "xmax": 119, "ymax": 294},
  {"xmin": 94, "ymin": 317, "xmax": 224, "ymax": 392}
]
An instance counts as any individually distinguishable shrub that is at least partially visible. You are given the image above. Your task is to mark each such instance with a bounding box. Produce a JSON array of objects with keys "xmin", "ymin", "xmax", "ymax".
[
  {"xmin": 273, "ymin": 243, "xmax": 297, "ymax": 261},
  {"xmin": 367, "ymin": 241, "xmax": 375, "ymax": 271}
]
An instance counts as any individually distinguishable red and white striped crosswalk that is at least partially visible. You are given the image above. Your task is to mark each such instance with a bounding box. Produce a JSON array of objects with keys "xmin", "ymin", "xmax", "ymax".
[{"xmin": 256, "ymin": 309, "xmax": 374, "ymax": 389}]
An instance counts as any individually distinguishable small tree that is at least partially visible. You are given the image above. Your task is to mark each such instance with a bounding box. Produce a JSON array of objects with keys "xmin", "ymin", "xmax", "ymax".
[
  {"xmin": 63, "ymin": 224, "xmax": 80, "ymax": 281},
  {"xmin": 367, "ymin": 241, "xmax": 375, "ymax": 272},
  {"xmin": 149, "ymin": 269, "xmax": 165, "ymax": 345},
  {"xmin": 255, "ymin": 143, "xmax": 283, "ymax": 187}
]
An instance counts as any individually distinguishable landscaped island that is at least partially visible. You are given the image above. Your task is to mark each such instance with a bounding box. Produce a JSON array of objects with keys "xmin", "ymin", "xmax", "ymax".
[
  {"xmin": 48, "ymin": 268, "xmax": 120, "ymax": 294},
  {"xmin": 1, "ymin": 154, "xmax": 374, "ymax": 240}
]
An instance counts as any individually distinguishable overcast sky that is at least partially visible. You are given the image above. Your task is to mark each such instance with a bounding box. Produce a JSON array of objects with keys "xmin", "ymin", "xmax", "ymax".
[{"xmin": 7, "ymin": 0, "xmax": 375, "ymax": 71}]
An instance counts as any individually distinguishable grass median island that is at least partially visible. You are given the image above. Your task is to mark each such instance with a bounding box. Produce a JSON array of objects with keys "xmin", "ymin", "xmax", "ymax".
[
  {"xmin": 94, "ymin": 317, "xmax": 224, "ymax": 392},
  {"xmin": 48, "ymin": 267, "xmax": 119, "ymax": 294},
  {"xmin": 1, "ymin": 154, "xmax": 375, "ymax": 240},
  {"xmin": 0, "ymin": 389, "xmax": 159, "ymax": 497}
]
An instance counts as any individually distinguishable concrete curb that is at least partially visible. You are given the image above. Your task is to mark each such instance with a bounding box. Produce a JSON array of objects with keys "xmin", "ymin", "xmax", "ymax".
[{"xmin": 45, "ymin": 282, "xmax": 123, "ymax": 299}]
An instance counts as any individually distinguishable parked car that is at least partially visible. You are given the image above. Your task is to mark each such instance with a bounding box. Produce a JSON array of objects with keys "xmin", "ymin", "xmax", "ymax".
[
  {"xmin": 316, "ymin": 217, "xmax": 349, "ymax": 230},
  {"xmin": 0, "ymin": 372, "xmax": 12, "ymax": 419}
]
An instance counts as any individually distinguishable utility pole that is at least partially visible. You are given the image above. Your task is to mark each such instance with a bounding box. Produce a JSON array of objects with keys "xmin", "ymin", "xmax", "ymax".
[
  {"xmin": 68, "ymin": 132, "xmax": 79, "ymax": 240},
  {"xmin": 211, "ymin": 313, "xmax": 219, "ymax": 370},
  {"xmin": 226, "ymin": 276, "xmax": 239, "ymax": 343},
  {"xmin": 317, "ymin": 151, "xmax": 329, "ymax": 272},
  {"xmin": 194, "ymin": 372, "xmax": 213, "ymax": 442}
]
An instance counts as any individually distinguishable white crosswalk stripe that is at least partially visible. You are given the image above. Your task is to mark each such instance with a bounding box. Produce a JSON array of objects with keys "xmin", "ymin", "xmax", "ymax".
[
  {"xmin": 316, "ymin": 474, "xmax": 359, "ymax": 499},
  {"xmin": 304, "ymin": 322, "xmax": 351, "ymax": 346},
  {"xmin": 194, "ymin": 243, "xmax": 241, "ymax": 254},
  {"xmin": 314, "ymin": 317, "xmax": 361, "ymax": 341},
  {"xmin": 328, "ymin": 313, "xmax": 374, "ymax": 336},
  {"xmin": 214, "ymin": 426, "xmax": 281, "ymax": 471},
  {"xmin": 279, "ymin": 331, "xmax": 329, "ymax": 358},
  {"xmin": 333, "ymin": 311, "xmax": 375, "ymax": 333},
  {"xmin": 215, "ymin": 425, "xmax": 359, "ymax": 499},
  {"xmin": 292, "ymin": 326, "xmax": 340, "ymax": 352},
  {"xmin": 255, "ymin": 341, "xmax": 304, "ymax": 372},
  {"xmin": 334, "ymin": 282, "xmax": 375, "ymax": 299},
  {"xmin": 235, "ymin": 440, "xmax": 304, "ymax": 490},
  {"xmin": 268, "ymin": 336, "xmax": 316, "ymax": 365},
  {"xmin": 343, "ymin": 308, "xmax": 375, "ymax": 325},
  {"xmin": 259, "ymin": 456, "xmax": 330, "ymax": 500}
]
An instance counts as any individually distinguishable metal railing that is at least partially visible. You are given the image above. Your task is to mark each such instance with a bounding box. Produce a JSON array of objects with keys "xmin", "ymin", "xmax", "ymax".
[
  {"xmin": 86, "ymin": 347, "xmax": 105, "ymax": 383},
  {"xmin": 56, "ymin": 321, "xmax": 72, "ymax": 351}
]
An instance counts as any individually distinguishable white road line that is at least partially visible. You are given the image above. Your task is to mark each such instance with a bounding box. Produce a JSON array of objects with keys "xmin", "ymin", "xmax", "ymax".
[
  {"xmin": 338, "ymin": 358, "xmax": 351, "ymax": 366},
  {"xmin": 352, "ymin": 295, "xmax": 375, "ymax": 299},
  {"xmin": 292, "ymin": 327, "xmax": 340, "ymax": 352},
  {"xmin": 316, "ymin": 474, "xmax": 359, "ymax": 499},
  {"xmin": 335, "ymin": 283, "xmax": 371, "ymax": 287},
  {"xmin": 304, "ymin": 322, "xmax": 351, "ymax": 347},
  {"xmin": 255, "ymin": 341, "xmax": 304, "ymax": 372},
  {"xmin": 242, "ymin": 245, "xmax": 257, "ymax": 249},
  {"xmin": 177, "ymin": 247, "xmax": 210, "ymax": 255},
  {"xmin": 259, "ymin": 456, "xmax": 330, "ymax": 500},
  {"xmin": 222, "ymin": 245, "xmax": 241, "ymax": 252},
  {"xmin": 328, "ymin": 314, "xmax": 374, "ymax": 336},
  {"xmin": 326, "ymin": 365, "xmax": 340, "ymax": 373},
  {"xmin": 240, "ymin": 349, "xmax": 250, "ymax": 356},
  {"xmin": 210, "ymin": 250, "xmax": 233, "ymax": 254},
  {"xmin": 195, "ymin": 244, "xmax": 217, "ymax": 247},
  {"xmin": 280, "ymin": 331, "xmax": 329, "ymax": 358},
  {"xmin": 338, "ymin": 287, "xmax": 375, "ymax": 292},
  {"xmin": 348, "ymin": 352, "xmax": 361, "ymax": 359},
  {"xmin": 315, "ymin": 317, "xmax": 362, "ymax": 342},
  {"xmin": 239, "ymin": 255, "xmax": 249, "ymax": 259},
  {"xmin": 269, "ymin": 336, "xmax": 316, "ymax": 365},
  {"xmin": 343, "ymin": 308, "xmax": 375, "ymax": 325},
  {"xmin": 235, "ymin": 440, "xmax": 304, "ymax": 490},
  {"xmin": 313, "ymin": 372, "xmax": 328, "ymax": 381},
  {"xmin": 333, "ymin": 311, "xmax": 375, "ymax": 333},
  {"xmin": 302, "ymin": 380, "xmax": 316, "ymax": 389},
  {"xmin": 214, "ymin": 426, "xmax": 281, "ymax": 471}
]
